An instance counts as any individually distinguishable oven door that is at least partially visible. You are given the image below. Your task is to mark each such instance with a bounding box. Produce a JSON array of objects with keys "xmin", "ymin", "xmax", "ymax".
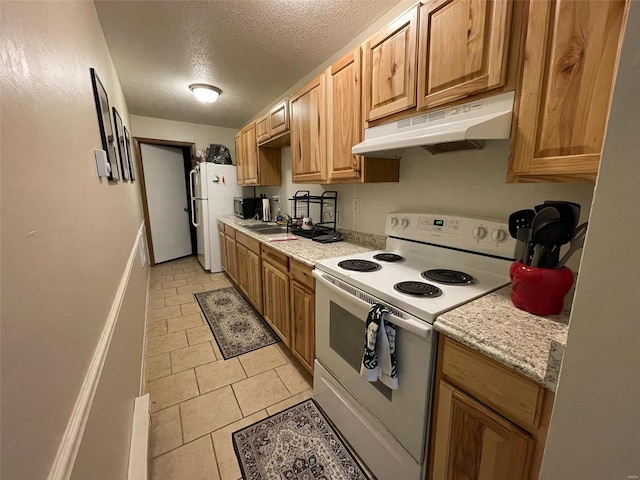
[{"xmin": 313, "ymin": 270, "xmax": 437, "ymax": 463}]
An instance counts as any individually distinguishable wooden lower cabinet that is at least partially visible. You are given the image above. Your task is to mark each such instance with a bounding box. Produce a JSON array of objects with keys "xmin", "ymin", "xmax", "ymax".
[
  {"xmin": 221, "ymin": 224, "xmax": 316, "ymax": 375},
  {"xmin": 236, "ymin": 242, "xmax": 263, "ymax": 314},
  {"xmin": 431, "ymin": 381, "xmax": 533, "ymax": 480},
  {"xmin": 224, "ymin": 235, "xmax": 237, "ymax": 284},
  {"xmin": 236, "ymin": 243, "xmax": 248, "ymax": 295},
  {"xmin": 290, "ymin": 279, "xmax": 315, "ymax": 374},
  {"xmin": 429, "ymin": 337, "xmax": 554, "ymax": 480},
  {"xmin": 218, "ymin": 228, "xmax": 227, "ymax": 272},
  {"xmin": 262, "ymin": 259, "xmax": 290, "ymax": 346}
]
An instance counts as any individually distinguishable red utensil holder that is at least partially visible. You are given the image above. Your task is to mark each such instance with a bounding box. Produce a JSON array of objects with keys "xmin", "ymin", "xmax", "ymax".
[{"xmin": 509, "ymin": 261, "xmax": 574, "ymax": 316}]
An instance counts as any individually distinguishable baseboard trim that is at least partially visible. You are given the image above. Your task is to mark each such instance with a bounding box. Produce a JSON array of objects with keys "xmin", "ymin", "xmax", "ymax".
[
  {"xmin": 127, "ymin": 394, "xmax": 150, "ymax": 480},
  {"xmin": 47, "ymin": 222, "xmax": 147, "ymax": 480}
]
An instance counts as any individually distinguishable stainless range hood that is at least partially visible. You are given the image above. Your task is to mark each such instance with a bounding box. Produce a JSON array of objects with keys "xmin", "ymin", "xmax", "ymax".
[{"xmin": 352, "ymin": 91, "xmax": 515, "ymax": 157}]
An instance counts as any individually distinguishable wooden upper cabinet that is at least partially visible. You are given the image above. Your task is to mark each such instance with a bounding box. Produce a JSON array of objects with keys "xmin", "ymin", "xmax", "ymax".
[
  {"xmin": 257, "ymin": 98, "xmax": 291, "ymax": 147},
  {"xmin": 290, "ymin": 74, "xmax": 327, "ymax": 183},
  {"xmin": 431, "ymin": 381, "xmax": 533, "ymax": 480},
  {"xmin": 363, "ymin": 5, "xmax": 418, "ymax": 122},
  {"xmin": 327, "ymin": 48, "xmax": 363, "ymax": 181},
  {"xmin": 240, "ymin": 123, "xmax": 259, "ymax": 185},
  {"xmin": 236, "ymin": 122, "xmax": 282, "ymax": 186},
  {"xmin": 417, "ymin": 0, "xmax": 513, "ymax": 110},
  {"xmin": 255, "ymin": 114, "xmax": 270, "ymax": 144},
  {"xmin": 234, "ymin": 132, "xmax": 244, "ymax": 185},
  {"xmin": 508, "ymin": 0, "xmax": 627, "ymax": 182},
  {"xmin": 269, "ymin": 98, "xmax": 289, "ymax": 138}
]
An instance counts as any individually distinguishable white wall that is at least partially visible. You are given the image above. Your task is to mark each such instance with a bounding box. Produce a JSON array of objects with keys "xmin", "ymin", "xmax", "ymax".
[
  {"xmin": 1, "ymin": 2, "xmax": 147, "ymax": 478},
  {"xmin": 130, "ymin": 114, "xmax": 237, "ymax": 160},
  {"xmin": 540, "ymin": 2, "xmax": 640, "ymax": 478}
]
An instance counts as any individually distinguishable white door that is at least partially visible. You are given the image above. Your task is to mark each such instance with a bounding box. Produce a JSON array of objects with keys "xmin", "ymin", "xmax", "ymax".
[{"xmin": 141, "ymin": 144, "xmax": 192, "ymax": 263}]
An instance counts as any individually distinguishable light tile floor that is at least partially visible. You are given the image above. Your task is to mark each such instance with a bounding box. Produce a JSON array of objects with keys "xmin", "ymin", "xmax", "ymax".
[{"xmin": 145, "ymin": 256, "xmax": 313, "ymax": 480}]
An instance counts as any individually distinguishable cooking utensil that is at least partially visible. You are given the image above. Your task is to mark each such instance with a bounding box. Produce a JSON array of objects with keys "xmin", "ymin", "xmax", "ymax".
[
  {"xmin": 529, "ymin": 205, "xmax": 566, "ymax": 267},
  {"xmin": 508, "ymin": 209, "xmax": 536, "ymax": 238},
  {"xmin": 543, "ymin": 201, "xmax": 581, "ymax": 229},
  {"xmin": 531, "ymin": 218, "xmax": 573, "ymax": 267},
  {"xmin": 509, "ymin": 209, "xmax": 536, "ymax": 264},
  {"xmin": 557, "ymin": 222, "xmax": 588, "ymax": 268},
  {"xmin": 517, "ymin": 227, "xmax": 531, "ymax": 263},
  {"xmin": 529, "ymin": 207, "xmax": 561, "ymax": 266}
]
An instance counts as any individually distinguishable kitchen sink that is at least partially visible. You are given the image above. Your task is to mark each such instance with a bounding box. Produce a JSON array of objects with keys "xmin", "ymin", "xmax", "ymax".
[
  {"xmin": 240, "ymin": 223, "xmax": 289, "ymax": 235},
  {"xmin": 255, "ymin": 226, "xmax": 289, "ymax": 235}
]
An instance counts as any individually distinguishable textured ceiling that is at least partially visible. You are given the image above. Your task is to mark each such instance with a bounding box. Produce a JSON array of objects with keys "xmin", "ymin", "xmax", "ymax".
[{"xmin": 95, "ymin": 0, "xmax": 401, "ymax": 128}]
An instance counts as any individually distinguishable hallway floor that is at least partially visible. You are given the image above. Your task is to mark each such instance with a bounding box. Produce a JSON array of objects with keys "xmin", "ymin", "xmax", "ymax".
[{"xmin": 145, "ymin": 256, "xmax": 313, "ymax": 480}]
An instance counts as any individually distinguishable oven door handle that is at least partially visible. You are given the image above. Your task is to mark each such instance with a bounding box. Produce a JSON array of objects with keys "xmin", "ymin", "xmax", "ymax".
[{"xmin": 313, "ymin": 271, "xmax": 433, "ymax": 339}]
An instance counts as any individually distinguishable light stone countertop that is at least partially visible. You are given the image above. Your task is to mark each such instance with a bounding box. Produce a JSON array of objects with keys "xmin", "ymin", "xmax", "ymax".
[
  {"xmin": 218, "ymin": 216, "xmax": 375, "ymax": 267},
  {"xmin": 434, "ymin": 285, "xmax": 572, "ymax": 391}
]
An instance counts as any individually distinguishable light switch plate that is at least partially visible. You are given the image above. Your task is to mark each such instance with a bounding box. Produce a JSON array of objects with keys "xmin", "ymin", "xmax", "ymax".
[{"xmin": 94, "ymin": 149, "xmax": 111, "ymax": 177}]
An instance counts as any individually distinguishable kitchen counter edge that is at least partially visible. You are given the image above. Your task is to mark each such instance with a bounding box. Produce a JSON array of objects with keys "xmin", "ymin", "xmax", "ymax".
[{"xmin": 434, "ymin": 285, "xmax": 571, "ymax": 392}]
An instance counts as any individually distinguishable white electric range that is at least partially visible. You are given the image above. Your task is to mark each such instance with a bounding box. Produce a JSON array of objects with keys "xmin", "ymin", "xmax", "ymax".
[{"xmin": 312, "ymin": 213, "xmax": 518, "ymax": 480}]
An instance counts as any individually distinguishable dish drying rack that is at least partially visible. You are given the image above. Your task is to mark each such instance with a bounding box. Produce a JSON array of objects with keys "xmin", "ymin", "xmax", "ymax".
[{"xmin": 287, "ymin": 190, "xmax": 338, "ymax": 238}]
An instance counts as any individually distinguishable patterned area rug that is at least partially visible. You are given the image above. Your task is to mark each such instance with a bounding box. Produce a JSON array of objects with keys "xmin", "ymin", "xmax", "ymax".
[
  {"xmin": 232, "ymin": 399, "xmax": 371, "ymax": 480},
  {"xmin": 194, "ymin": 287, "xmax": 280, "ymax": 359}
]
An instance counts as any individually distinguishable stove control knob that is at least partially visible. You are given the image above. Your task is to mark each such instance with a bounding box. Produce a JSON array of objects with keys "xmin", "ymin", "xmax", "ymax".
[
  {"xmin": 491, "ymin": 228, "xmax": 508, "ymax": 243},
  {"xmin": 390, "ymin": 217, "xmax": 399, "ymax": 228},
  {"xmin": 401, "ymin": 218, "xmax": 410, "ymax": 229},
  {"xmin": 472, "ymin": 226, "xmax": 487, "ymax": 239}
]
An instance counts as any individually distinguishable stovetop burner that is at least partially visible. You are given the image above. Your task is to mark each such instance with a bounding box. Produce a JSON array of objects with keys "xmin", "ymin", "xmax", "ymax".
[
  {"xmin": 422, "ymin": 269, "xmax": 475, "ymax": 285},
  {"xmin": 394, "ymin": 281, "xmax": 442, "ymax": 297},
  {"xmin": 373, "ymin": 253, "xmax": 404, "ymax": 262},
  {"xmin": 338, "ymin": 259, "xmax": 381, "ymax": 272}
]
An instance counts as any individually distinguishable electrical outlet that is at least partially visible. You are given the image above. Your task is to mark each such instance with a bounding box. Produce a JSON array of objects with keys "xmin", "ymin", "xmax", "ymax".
[
  {"xmin": 271, "ymin": 195, "xmax": 279, "ymax": 203},
  {"xmin": 353, "ymin": 198, "xmax": 360, "ymax": 213}
]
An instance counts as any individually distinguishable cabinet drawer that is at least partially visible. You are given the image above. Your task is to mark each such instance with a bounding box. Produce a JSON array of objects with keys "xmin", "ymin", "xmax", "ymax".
[
  {"xmin": 441, "ymin": 337, "xmax": 543, "ymax": 429},
  {"xmin": 224, "ymin": 224, "xmax": 236, "ymax": 238},
  {"xmin": 261, "ymin": 244, "xmax": 289, "ymax": 271},
  {"xmin": 290, "ymin": 259, "xmax": 314, "ymax": 291},
  {"xmin": 235, "ymin": 231, "xmax": 260, "ymax": 255}
]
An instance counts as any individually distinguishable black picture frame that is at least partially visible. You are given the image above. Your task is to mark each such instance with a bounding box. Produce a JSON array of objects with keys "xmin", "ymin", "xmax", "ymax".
[
  {"xmin": 90, "ymin": 68, "xmax": 119, "ymax": 181},
  {"xmin": 112, "ymin": 107, "xmax": 130, "ymax": 181},
  {"xmin": 123, "ymin": 125, "xmax": 135, "ymax": 181}
]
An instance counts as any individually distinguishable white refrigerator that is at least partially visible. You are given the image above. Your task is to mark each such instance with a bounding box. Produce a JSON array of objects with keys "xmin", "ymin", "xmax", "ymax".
[{"xmin": 189, "ymin": 163, "xmax": 241, "ymax": 272}]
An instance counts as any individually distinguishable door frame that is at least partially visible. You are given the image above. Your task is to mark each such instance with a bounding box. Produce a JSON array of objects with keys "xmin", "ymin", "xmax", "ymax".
[{"xmin": 134, "ymin": 137, "xmax": 197, "ymax": 266}]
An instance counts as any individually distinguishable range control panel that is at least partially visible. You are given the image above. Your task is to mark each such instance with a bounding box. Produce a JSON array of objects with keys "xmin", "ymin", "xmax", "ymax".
[{"xmin": 385, "ymin": 213, "xmax": 517, "ymax": 259}]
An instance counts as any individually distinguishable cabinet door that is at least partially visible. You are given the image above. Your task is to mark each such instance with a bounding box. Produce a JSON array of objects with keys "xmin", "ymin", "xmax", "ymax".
[
  {"xmin": 262, "ymin": 261, "xmax": 290, "ymax": 346},
  {"xmin": 246, "ymin": 249, "xmax": 263, "ymax": 314},
  {"xmin": 225, "ymin": 235, "xmax": 237, "ymax": 283},
  {"xmin": 327, "ymin": 48, "xmax": 364, "ymax": 181},
  {"xmin": 256, "ymin": 114, "xmax": 270, "ymax": 144},
  {"xmin": 363, "ymin": 6, "xmax": 418, "ymax": 121},
  {"xmin": 235, "ymin": 242, "xmax": 248, "ymax": 295},
  {"xmin": 417, "ymin": 0, "xmax": 512, "ymax": 110},
  {"xmin": 234, "ymin": 132, "xmax": 244, "ymax": 185},
  {"xmin": 290, "ymin": 74, "xmax": 327, "ymax": 183},
  {"xmin": 290, "ymin": 280, "xmax": 315, "ymax": 374},
  {"xmin": 509, "ymin": 0, "xmax": 627, "ymax": 182},
  {"xmin": 240, "ymin": 123, "xmax": 259, "ymax": 185},
  {"xmin": 219, "ymin": 229, "xmax": 227, "ymax": 272},
  {"xmin": 269, "ymin": 98, "xmax": 289, "ymax": 137},
  {"xmin": 431, "ymin": 381, "xmax": 533, "ymax": 480}
]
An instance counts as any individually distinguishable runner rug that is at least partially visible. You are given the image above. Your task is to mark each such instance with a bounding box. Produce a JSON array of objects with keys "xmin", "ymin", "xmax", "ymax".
[
  {"xmin": 194, "ymin": 287, "xmax": 279, "ymax": 359},
  {"xmin": 232, "ymin": 399, "xmax": 371, "ymax": 480}
]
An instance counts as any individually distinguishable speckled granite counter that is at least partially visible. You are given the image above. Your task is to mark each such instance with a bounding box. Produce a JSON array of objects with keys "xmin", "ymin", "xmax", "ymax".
[
  {"xmin": 218, "ymin": 216, "xmax": 376, "ymax": 267},
  {"xmin": 434, "ymin": 285, "xmax": 571, "ymax": 391}
]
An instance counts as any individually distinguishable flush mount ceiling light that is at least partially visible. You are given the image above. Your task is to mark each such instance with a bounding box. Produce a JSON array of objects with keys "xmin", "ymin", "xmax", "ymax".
[{"xmin": 189, "ymin": 84, "xmax": 221, "ymax": 103}]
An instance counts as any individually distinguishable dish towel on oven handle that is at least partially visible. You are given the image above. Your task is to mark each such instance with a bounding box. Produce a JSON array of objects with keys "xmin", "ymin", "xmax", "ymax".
[{"xmin": 360, "ymin": 303, "xmax": 398, "ymax": 390}]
